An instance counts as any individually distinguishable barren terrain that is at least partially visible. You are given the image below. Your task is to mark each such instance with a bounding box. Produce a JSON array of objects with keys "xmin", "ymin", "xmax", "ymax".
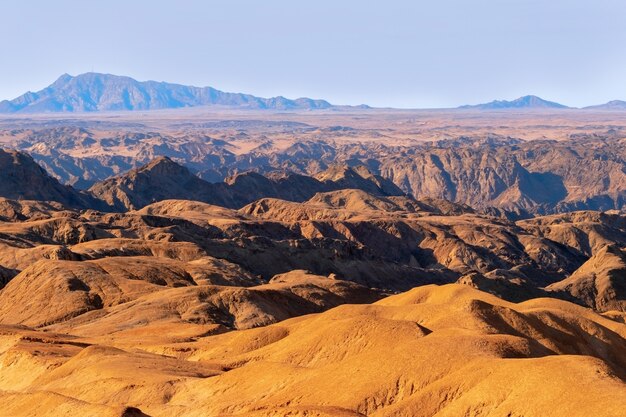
[{"xmin": 0, "ymin": 108, "xmax": 624, "ymax": 416}]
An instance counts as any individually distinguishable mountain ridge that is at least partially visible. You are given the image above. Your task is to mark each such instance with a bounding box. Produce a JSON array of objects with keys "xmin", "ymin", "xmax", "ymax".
[
  {"xmin": 0, "ymin": 148, "xmax": 106, "ymax": 209},
  {"xmin": 459, "ymin": 95, "xmax": 569, "ymax": 110},
  {"xmin": 584, "ymin": 100, "xmax": 626, "ymax": 110},
  {"xmin": 88, "ymin": 156, "xmax": 406, "ymax": 211},
  {"xmin": 0, "ymin": 73, "xmax": 335, "ymax": 113},
  {"xmin": 3, "ymin": 74, "xmax": 625, "ymax": 111},
  {"xmin": 2, "ymin": 128, "xmax": 625, "ymax": 216}
]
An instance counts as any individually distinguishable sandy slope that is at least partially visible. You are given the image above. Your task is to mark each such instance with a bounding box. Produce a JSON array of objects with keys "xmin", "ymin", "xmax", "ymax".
[{"xmin": 0, "ymin": 284, "xmax": 624, "ymax": 416}]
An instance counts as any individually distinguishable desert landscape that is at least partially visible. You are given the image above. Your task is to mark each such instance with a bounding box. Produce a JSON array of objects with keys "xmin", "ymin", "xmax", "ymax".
[
  {"xmin": 0, "ymin": 99, "xmax": 625, "ymax": 416},
  {"xmin": 1, "ymin": 1, "xmax": 626, "ymax": 415}
]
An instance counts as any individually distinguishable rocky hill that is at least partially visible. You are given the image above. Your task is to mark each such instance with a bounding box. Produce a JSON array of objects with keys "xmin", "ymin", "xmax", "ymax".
[
  {"xmin": 548, "ymin": 244, "xmax": 626, "ymax": 312},
  {"xmin": 89, "ymin": 157, "xmax": 404, "ymax": 211},
  {"xmin": 0, "ymin": 148, "xmax": 105, "ymax": 209}
]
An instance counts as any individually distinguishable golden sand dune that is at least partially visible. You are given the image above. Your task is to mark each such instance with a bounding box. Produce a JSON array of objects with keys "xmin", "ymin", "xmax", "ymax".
[{"xmin": 0, "ymin": 284, "xmax": 624, "ymax": 416}]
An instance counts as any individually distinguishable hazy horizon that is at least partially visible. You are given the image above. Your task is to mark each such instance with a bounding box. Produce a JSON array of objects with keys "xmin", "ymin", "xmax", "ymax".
[{"xmin": 2, "ymin": 0, "xmax": 625, "ymax": 108}]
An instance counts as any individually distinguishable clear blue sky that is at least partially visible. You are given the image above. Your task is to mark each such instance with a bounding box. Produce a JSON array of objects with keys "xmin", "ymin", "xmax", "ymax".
[{"xmin": 1, "ymin": 0, "xmax": 625, "ymax": 108}]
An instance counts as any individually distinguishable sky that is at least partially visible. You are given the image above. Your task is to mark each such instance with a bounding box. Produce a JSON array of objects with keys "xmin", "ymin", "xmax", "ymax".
[{"xmin": 1, "ymin": 0, "xmax": 625, "ymax": 108}]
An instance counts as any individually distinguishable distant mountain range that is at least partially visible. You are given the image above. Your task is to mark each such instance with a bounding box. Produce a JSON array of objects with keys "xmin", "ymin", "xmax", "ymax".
[
  {"xmin": 459, "ymin": 95, "xmax": 569, "ymax": 110},
  {"xmin": 583, "ymin": 100, "xmax": 626, "ymax": 110},
  {"xmin": 0, "ymin": 73, "xmax": 335, "ymax": 113},
  {"xmin": 460, "ymin": 95, "xmax": 626, "ymax": 111},
  {"xmin": 0, "ymin": 73, "xmax": 624, "ymax": 112}
]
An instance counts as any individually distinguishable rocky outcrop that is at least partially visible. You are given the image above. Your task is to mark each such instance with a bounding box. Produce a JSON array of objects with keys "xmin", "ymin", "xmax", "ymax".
[
  {"xmin": 547, "ymin": 245, "xmax": 626, "ymax": 312},
  {"xmin": 0, "ymin": 149, "xmax": 105, "ymax": 209}
]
